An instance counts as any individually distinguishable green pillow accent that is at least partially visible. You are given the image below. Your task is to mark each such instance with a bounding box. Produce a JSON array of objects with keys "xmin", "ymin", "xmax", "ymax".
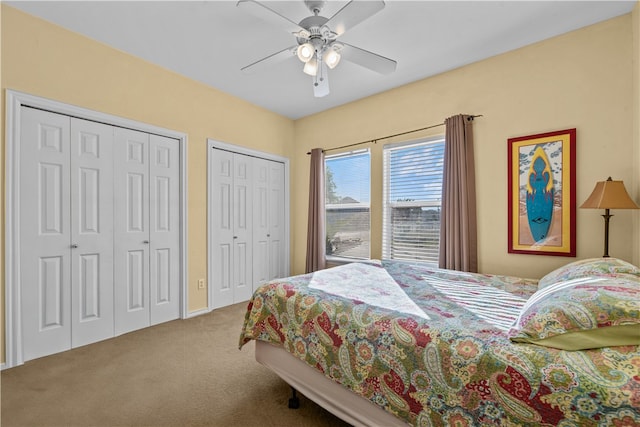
[
  {"xmin": 510, "ymin": 323, "xmax": 640, "ymax": 351},
  {"xmin": 509, "ymin": 275, "xmax": 640, "ymax": 350}
]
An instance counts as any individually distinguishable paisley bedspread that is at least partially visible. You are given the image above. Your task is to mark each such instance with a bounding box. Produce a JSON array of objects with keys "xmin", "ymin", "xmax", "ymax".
[{"xmin": 239, "ymin": 261, "xmax": 640, "ymax": 426}]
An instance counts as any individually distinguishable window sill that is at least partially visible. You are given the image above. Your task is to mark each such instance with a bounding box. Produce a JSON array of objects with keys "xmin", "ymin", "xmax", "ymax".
[{"xmin": 325, "ymin": 255, "xmax": 368, "ymax": 268}]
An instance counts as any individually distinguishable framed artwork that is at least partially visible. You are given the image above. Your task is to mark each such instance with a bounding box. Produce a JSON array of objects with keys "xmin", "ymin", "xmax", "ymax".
[{"xmin": 507, "ymin": 128, "xmax": 576, "ymax": 256}]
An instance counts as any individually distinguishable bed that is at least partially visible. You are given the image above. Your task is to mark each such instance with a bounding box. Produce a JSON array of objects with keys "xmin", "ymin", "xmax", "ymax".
[{"xmin": 239, "ymin": 258, "xmax": 640, "ymax": 426}]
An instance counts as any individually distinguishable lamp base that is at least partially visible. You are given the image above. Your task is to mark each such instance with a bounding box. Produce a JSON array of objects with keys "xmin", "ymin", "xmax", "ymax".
[{"xmin": 601, "ymin": 209, "xmax": 612, "ymax": 258}]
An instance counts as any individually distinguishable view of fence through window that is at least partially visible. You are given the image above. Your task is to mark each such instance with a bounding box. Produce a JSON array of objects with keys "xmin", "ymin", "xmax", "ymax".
[
  {"xmin": 383, "ymin": 138, "xmax": 445, "ymax": 264},
  {"xmin": 325, "ymin": 150, "xmax": 370, "ymax": 259}
]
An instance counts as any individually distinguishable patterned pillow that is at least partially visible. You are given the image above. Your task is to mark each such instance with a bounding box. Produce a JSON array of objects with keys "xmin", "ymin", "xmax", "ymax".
[
  {"xmin": 538, "ymin": 257, "xmax": 640, "ymax": 290},
  {"xmin": 509, "ymin": 276, "xmax": 640, "ymax": 350}
]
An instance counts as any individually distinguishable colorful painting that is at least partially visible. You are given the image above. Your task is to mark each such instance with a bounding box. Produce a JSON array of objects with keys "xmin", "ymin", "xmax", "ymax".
[{"xmin": 508, "ymin": 129, "xmax": 576, "ymax": 256}]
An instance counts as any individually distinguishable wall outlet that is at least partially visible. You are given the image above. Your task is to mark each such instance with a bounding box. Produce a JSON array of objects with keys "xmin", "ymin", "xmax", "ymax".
[{"xmin": 198, "ymin": 278, "xmax": 205, "ymax": 289}]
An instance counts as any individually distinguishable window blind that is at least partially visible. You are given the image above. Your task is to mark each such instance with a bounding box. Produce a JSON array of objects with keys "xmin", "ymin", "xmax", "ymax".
[{"xmin": 382, "ymin": 139, "xmax": 445, "ymax": 264}]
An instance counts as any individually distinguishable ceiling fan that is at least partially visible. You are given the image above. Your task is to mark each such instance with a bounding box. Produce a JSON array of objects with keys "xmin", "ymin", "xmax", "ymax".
[{"xmin": 237, "ymin": 0, "xmax": 397, "ymax": 97}]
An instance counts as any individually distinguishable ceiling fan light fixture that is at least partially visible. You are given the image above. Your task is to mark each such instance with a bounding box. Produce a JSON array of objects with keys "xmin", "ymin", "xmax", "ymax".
[
  {"xmin": 296, "ymin": 42, "xmax": 315, "ymax": 63},
  {"xmin": 303, "ymin": 57, "xmax": 318, "ymax": 76},
  {"xmin": 323, "ymin": 48, "xmax": 341, "ymax": 69}
]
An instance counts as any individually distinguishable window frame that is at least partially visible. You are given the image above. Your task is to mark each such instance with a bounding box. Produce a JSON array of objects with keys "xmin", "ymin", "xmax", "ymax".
[{"xmin": 324, "ymin": 149, "xmax": 371, "ymax": 262}]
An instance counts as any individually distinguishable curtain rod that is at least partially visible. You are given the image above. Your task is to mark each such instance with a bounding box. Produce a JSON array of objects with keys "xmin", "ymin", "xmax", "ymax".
[{"xmin": 306, "ymin": 114, "xmax": 483, "ymax": 155}]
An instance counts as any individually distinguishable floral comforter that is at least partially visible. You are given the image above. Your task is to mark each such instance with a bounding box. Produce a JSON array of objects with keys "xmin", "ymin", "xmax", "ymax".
[{"xmin": 239, "ymin": 261, "xmax": 640, "ymax": 426}]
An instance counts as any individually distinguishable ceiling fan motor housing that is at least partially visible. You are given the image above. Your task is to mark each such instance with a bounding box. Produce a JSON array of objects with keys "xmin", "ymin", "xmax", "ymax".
[{"xmin": 296, "ymin": 15, "xmax": 333, "ymax": 48}]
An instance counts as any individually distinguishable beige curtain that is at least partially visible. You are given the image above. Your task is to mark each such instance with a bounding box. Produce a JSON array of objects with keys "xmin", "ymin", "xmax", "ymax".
[
  {"xmin": 439, "ymin": 115, "xmax": 478, "ymax": 272},
  {"xmin": 305, "ymin": 148, "xmax": 326, "ymax": 273}
]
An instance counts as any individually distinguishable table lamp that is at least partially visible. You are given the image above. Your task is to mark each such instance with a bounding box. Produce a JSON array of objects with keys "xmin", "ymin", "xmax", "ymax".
[{"xmin": 580, "ymin": 177, "xmax": 639, "ymax": 257}]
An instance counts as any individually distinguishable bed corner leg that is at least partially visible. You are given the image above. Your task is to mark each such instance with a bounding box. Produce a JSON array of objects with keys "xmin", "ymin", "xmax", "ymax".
[{"xmin": 288, "ymin": 387, "xmax": 300, "ymax": 409}]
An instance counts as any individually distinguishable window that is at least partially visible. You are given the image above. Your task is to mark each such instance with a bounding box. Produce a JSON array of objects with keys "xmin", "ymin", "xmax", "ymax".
[
  {"xmin": 325, "ymin": 150, "xmax": 370, "ymax": 259},
  {"xmin": 382, "ymin": 138, "xmax": 445, "ymax": 264}
]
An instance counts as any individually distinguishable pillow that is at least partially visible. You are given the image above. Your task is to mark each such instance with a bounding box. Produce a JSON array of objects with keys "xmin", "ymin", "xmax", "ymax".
[
  {"xmin": 509, "ymin": 276, "xmax": 640, "ymax": 350},
  {"xmin": 538, "ymin": 257, "xmax": 640, "ymax": 290}
]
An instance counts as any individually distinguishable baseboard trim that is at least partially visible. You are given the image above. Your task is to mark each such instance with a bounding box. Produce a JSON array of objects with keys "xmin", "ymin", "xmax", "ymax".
[{"xmin": 184, "ymin": 307, "xmax": 211, "ymax": 319}]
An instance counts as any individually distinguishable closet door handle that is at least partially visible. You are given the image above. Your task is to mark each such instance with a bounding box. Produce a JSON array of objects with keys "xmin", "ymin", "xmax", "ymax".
[
  {"xmin": 143, "ymin": 240, "xmax": 150, "ymax": 244},
  {"xmin": 71, "ymin": 243, "xmax": 78, "ymax": 249}
]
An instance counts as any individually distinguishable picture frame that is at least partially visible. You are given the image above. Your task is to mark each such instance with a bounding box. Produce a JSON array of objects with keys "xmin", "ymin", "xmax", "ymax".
[{"xmin": 507, "ymin": 128, "xmax": 576, "ymax": 256}]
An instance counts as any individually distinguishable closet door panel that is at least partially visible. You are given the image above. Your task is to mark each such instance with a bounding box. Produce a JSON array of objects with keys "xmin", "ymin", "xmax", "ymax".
[
  {"xmin": 114, "ymin": 128, "xmax": 150, "ymax": 335},
  {"xmin": 252, "ymin": 158, "xmax": 270, "ymax": 290},
  {"xmin": 149, "ymin": 134, "xmax": 180, "ymax": 325},
  {"xmin": 211, "ymin": 149, "xmax": 235, "ymax": 308},
  {"xmin": 268, "ymin": 161, "xmax": 286, "ymax": 280},
  {"xmin": 70, "ymin": 118, "xmax": 115, "ymax": 347},
  {"xmin": 20, "ymin": 108, "xmax": 72, "ymax": 361},
  {"xmin": 233, "ymin": 153, "xmax": 253, "ymax": 302}
]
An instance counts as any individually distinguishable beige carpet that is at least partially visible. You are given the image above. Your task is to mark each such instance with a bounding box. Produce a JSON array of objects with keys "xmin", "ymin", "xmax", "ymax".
[{"xmin": 1, "ymin": 302, "xmax": 351, "ymax": 427}]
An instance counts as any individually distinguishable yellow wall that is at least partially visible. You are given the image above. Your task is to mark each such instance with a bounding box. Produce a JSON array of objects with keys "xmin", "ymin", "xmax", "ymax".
[
  {"xmin": 2, "ymin": 5, "xmax": 639, "ymax": 364},
  {"xmin": 293, "ymin": 14, "xmax": 638, "ymax": 278},
  {"xmin": 0, "ymin": 5, "xmax": 295, "ymax": 362}
]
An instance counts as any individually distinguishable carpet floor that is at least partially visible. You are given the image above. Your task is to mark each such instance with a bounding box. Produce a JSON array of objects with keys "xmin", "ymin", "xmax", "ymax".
[{"xmin": 1, "ymin": 302, "xmax": 351, "ymax": 427}]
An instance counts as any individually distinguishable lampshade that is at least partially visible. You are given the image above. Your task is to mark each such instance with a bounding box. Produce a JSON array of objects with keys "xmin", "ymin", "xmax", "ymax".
[
  {"xmin": 580, "ymin": 177, "xmax": 640, "ymax": 210},
  {"xmin": 303, "ymin": 57, "xmax": 318, "ymax": 76},
  {"xmin": 323, "ymin": 48, "xmax": 341, "ymax": 69},
  {"xmin": 296, "ymin": 43, "xmax": 314, "ymax": 63}
]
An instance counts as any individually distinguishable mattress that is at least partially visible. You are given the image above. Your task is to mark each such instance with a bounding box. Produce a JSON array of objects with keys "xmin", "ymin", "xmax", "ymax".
[{"xmin": 240, "ymin": 259, "xmax": 640, "ymax": 426}]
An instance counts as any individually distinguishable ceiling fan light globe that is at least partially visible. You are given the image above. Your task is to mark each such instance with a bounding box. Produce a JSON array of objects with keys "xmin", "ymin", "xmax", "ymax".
[
  {"xmin": 303, "ymin": 58, "xmax": 318, "ymax": 76},
  {"xmin": 323, "ymin": 49, "xmax": 341, "ymax": 69},
  {"xmin": 297, "ymin": 43, "xmax": 314, "ymax": 63}
]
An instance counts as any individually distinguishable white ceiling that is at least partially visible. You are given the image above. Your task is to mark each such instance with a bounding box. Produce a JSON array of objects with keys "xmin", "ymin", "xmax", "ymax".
[{"xmin": 7, "ymin": 1, "xmax": 636, "ymax": 119}]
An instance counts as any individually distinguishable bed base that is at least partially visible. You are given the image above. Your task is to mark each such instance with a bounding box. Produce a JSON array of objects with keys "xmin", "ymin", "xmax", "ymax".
[{"xmin": 255, "ymin": 340, "xmax": 408, "ymax": 427}]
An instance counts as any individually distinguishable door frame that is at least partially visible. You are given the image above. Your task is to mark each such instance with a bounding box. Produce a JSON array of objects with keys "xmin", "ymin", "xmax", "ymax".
[
  {"xmin": 207, "ymin": 139, "xmax": 290, "ymax": 311},
  {"xmin": 4, "ymin": 90, "xmax": 189, "ymax": 369}
]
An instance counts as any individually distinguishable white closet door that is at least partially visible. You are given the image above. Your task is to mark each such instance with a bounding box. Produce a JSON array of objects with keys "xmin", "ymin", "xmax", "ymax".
[
  {"xmin": 70, "ymin": 118, "xmax": 115, "ymax": 347},
  {"xmin": 268, "ymin": 161, "xmax": 286, "ymax": 280},
  {"xmin": 149, "ymin": 134, "xmax": 180, "ymax": 325},
  {"xmin": 252, "ymin": 157, "xmax": 270, "ymax": 290},
  {"xmin": 211, "ymin": 149, "xmax": 255, "ymax": 307},
  {"xmin": 114, "ymin": 128, "xmax": 150, "ymax": 335},
  {"xmin": 232, "ymin": 153, "xmax": 253, "ymax": 302},
  {"xmin": 20, "ymin": 108, "xmax": 72, "ymax": 361},
  {"xmin": 211, "ymin": 149, "xmax": 235, "ymax": 308},
  {"xmin": 252, "ymin": 158, "xmax": 286, "ymax": 287}
]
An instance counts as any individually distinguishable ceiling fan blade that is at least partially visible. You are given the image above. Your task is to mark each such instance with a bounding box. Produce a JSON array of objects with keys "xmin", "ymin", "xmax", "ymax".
[
  {"xmin": 313, "ymin": 63, "xmax": 330, "ymax": 97},
  {"xmin": 326, "ymin": 0, "xmax": 385, "ymax": 37},
  {"xmin": 241, "ymin": 46, "xmax": 297, "ymax": 74},
  {"xmin": 340, "ymin": 42, "xmax": 397, "ymax": 74},
  {"xmin": 237, "ymin": 0, "xmax": 305, "ymax": 35}
]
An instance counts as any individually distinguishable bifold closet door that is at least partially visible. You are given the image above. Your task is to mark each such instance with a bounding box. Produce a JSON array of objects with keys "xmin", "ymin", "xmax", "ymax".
[
  {"xmin": 20, "ymin": 108, "xmax": 114, "ymax": 361},
  {"xmin": 114, "ymin": 128, "xmax": 180, "ymax": 335},
  {"xmin": 252, "ymin": 158, "xmax": 286, "ymax": 290},
  {"xmin": 252, "ymin": 158, "xmax": 270, "ymax": 288},
  {"xmin": 232, "ymin": 153, "xmax": 254, "ymax": 302},
  {"xmin": 70, "ymin": 118, "xmax": 115, "ymax": 347},
  {"xmin": 21, "ymin": 108, "xmax": 72, "ymax": 361},
  {"xmin": 267, "ymin": 160, "xmax": 286, "ymax": 280},
  {"xmin": 114, "ymin": 128, "xmax": 150, "ymax": 335},
  {"xmin": 211, "ymin": 149, "xmax": 253, "ymax": 308},
  {"xmin": 148, "ymin": 134, "xmax": 180, "ymax": 326}
]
